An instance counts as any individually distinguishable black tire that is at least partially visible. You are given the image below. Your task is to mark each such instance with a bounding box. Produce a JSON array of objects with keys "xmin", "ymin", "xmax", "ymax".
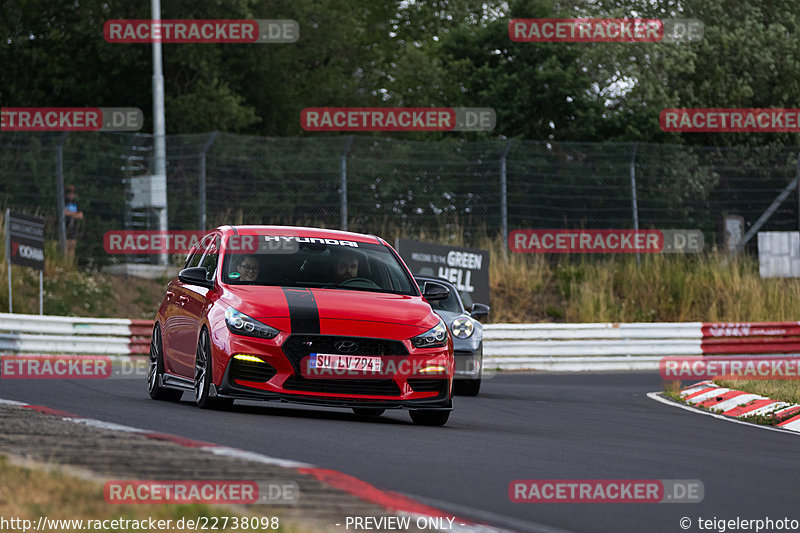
[
  {"xmin": 148, "ymin": 324, "xmax": 183, "ymax": 402},
  {"xmin": 194, "ymin": 328, "xmax": 234, "ymax": 410},
  {"xmin": 352, "ymin": 408, "xmax": 385, "ymax": 417},
  {"xmin": 455, "ymin": 378, "xmax": 481, "ymax": 396},
  {"xmin": 409, "ymin": 410, "xmax": 450, "ymax": 426}
]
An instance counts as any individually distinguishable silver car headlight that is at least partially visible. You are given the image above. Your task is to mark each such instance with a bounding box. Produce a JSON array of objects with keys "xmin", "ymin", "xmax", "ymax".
[
  {"xmin": 410, "ymin": 317, "xmax": 449, "ymax": 348},
  {"xmin": 451, "ymin": 316, "xmax": 474, "ymax": 339}
]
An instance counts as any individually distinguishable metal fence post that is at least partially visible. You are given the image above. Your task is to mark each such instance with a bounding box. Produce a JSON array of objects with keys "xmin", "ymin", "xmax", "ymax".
[
  {"xmin": 198, "ymin": 132, "xmax": 219, "ymax": 231},
  {"xmin": 55, "ymin": 132, "xmax": 70, "ymax": 254},
  {"xmin": 734, "ymin": 149, "xmax": 800, "ymax": 255},
  {"xmin": 340, "ymin": 136, "xmax": 354, "ymax": 231},
  {"xmin": 795, "ymin": 148, "xmax": 800, "ymax": 260},
  {"xmin": 500, "ymin": 140, "xmax": 513, "ymax": 263},
  {"xmin": 630, "ymin": 142, "xmax": 640, "ymax": 266}
]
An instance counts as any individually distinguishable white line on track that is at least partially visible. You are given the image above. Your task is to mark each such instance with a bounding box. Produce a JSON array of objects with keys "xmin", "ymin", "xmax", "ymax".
[
  {"xmin": 646, "ymin": 391, "xmax": 800, "ymax": 436},
  {"xmin": 395, "ymin": 492, "xmax": 575, "ymax": 533}
]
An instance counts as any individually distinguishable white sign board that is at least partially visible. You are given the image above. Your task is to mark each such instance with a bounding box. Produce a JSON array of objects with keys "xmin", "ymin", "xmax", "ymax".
[{"xmin": 758, "ymin": 232, "xmax": 800, "ymax": 278}]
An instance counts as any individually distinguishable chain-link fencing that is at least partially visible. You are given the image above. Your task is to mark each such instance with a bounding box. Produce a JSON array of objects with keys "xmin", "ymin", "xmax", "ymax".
[{"xmin": 1, "ymin": 132, "xmax": 799, "ymax": 266}]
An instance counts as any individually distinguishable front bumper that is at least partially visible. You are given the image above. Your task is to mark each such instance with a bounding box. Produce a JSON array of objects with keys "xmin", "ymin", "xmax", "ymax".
[
  {"xmin": 212, "ymin": 330, "xmax": 453, "ymax": 410},
  {"xmin": 453, "ymin": 346, "xmax": 482, "ymax": 379}
]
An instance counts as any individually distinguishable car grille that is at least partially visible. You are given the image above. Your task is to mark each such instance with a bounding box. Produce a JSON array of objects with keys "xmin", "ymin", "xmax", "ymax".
[
  {"xmin": 282, "ymin": 376, "xmax": 401, "ymax": 396},
  {"xmin": 230, "ymin": 358, "xmax": 277, "ymax": 383},
  {"xmin": 282, "ymin": 335, "xmax": 407, "ymax": 371},
  {"xmin": 407, "ymin": 378, "xmax": 447, "ymax": 393},
  {"xmin": 281, "ymin": 335, "xmax": 408, "ymax": 396}
]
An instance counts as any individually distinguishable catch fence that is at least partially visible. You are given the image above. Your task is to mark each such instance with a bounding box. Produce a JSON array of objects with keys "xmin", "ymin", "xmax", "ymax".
[{"xmin": 1, "ymin": 132, "xmax": 799, "ymax": 265}]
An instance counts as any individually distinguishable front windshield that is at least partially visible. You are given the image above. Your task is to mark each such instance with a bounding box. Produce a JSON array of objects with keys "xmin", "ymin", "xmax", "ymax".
[{"xmin": 222, "ymin": 235, "xmax": 417, "ymax": 295}]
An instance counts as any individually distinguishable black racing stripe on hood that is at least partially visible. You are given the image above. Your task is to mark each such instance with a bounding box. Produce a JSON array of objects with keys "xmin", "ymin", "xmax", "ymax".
[{"xmin": 282, "ymin": 287, "xmax": 321, "ymax": 334}]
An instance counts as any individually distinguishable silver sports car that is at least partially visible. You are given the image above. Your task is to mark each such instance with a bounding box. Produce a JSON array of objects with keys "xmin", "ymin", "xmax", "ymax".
[{"xmin": 415, "ymin": 276, "xmax": 489, "ymax": 396}]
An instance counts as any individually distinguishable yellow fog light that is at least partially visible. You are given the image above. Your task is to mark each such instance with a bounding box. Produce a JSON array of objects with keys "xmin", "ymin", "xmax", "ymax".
[
  {"xmin": 418, "ymin": 365, "xmax": 447, "ymax": 374},
  {"xmin": 233, "ymin": 354, "xmax": 265, "ymax": 363}
]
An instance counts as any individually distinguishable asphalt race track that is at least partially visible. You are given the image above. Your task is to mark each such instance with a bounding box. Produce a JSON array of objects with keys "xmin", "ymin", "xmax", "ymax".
[{"xmin": 2, "ymin": 373, "xmax": 799, "ymax": 533}]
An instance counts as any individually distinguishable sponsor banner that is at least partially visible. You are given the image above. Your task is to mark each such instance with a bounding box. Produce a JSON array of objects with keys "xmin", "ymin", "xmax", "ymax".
[
  {"xmin": 702, "ymin": 322, "xmax": 799, "ymax": 338},
  {"xmin": 224, "ymin": 235, "xmax": 368, "ymax": 256},
  {"xmin": 104, "ymin": 19, "xmax": 298, "ymax": 44},
  {"xmin": 660, "ymin": 108, "xmax": 800, "ymax": 133},
  {"xmin": 1, "ymin": 107, "xmax": 143, "ymax": 132},
  {"xmin": 7, "ymin": 211, "xmax": 44, "ymax": 270},
  {"xmin": 509, "ymin": 479, "xmax": 703, "ymax": 503},
  {"xmin": 396, "ymin": 239, "xmax": 490, "ymax": 306},
  {"xmin": 300, "ymin": 107, "xmax": 496, "ymax": 132},
  {"xmin": 509, "ymin": 229, "xmax": 703, "ymax": 253},
  {"xmin": 104, "ymin": 480, "xmax": 298, "ymax": 504},
  {"xmin": 661, "ymin": 356, "xmax": 800, "ymax": 380}
]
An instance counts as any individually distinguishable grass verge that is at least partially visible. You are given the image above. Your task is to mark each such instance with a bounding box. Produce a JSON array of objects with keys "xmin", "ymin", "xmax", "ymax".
[
  {"xmin": 0, "ymin": 455, "xmax": 301, "ymax": 532},
  {"xmin": 662, "ymin": 378, "xmax": 800, "ymax": 427},
  {"xmin": 713, "ymin": 379, "xmax": 800, "ymax": 405}
]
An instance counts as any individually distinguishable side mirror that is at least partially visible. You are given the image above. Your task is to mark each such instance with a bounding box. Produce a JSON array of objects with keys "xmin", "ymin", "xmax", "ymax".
[
  {"xmin": 178, "ymin": 267, "xmax": 215, "ymax": 289},
  {"xmin": 471, "ymin": 303, "xmax": 490, "ymax": 320},
  {"xmin": 423, "ymin": 281, "xmax": 450, "ymax": 301}
]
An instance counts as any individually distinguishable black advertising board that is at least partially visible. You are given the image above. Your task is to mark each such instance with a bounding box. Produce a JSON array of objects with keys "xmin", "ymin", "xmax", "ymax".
[
  {"xmin": 7, "ymin": 211, "xmax": 45, "ymax": 270},
  {"xmin": 396, "ymin": 239, "xmax": 490, "ymax": 305}
]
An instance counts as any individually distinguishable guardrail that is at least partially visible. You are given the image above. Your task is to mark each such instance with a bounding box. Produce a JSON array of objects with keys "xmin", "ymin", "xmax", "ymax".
[
  {"xmin": 2, "ymin": 314, "xmax": 799, "ymax": 373},
  {"xmin": 483, "ymin": 322, "xmax": 800, "ymax": 371},
  {"xmin": 0, "ymin": 313, "xmax": 152, "ymax": 355}
]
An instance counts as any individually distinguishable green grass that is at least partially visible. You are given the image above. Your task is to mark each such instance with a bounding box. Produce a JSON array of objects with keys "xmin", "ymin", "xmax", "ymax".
[
  {"xmin": 0, "ymin": 456, "xmax": 302, "ymax": 533},
  {"xmin": 487, "ymin": 240, "xmax": 800, "ymax": 323},
  {"xmin": 713, "ymin": 379, "xmax": 800, "ymax": 405}
]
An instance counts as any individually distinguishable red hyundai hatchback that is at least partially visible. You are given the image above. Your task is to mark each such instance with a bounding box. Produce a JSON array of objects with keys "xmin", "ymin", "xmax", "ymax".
[{"xmin": 149, "ymin": 226, "xmax": 455, "ymax": 426}]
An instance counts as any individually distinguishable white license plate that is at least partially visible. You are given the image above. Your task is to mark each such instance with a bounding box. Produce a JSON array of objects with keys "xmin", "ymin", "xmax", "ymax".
[{"xmin": 309, "ymin": 353, "xmax": 382, "ymax": 372}]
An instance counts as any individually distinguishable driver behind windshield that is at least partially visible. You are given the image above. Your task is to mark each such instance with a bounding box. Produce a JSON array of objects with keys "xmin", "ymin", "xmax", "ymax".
[{"xmin": 332, "ymin": 250, "xmax": 361, "ymax": 284}]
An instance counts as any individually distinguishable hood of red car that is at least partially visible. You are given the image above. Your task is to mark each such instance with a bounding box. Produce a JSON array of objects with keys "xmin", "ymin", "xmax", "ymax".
[{"xmin": 219, "ymin": 285, "xmax": 437, "ymax": 339}]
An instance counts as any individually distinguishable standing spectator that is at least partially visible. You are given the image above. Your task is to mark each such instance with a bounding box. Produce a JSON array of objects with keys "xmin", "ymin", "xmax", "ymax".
[{"xmin": 63, "ymin": 184, "xmax": 83, "ymax": 261}]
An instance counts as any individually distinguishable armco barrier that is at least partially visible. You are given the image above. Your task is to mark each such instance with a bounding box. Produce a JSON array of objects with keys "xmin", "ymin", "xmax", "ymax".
[
  {"xmin": 2, "ymin": 314, "xmax": 800, "ymax": 372},
  {"xmin": 483, "ymin": 322, "xmax": 800, "ymax": 371},
  {"xmin": 0, "ymin": 313, "xmax": 153, "ymax": 355}
]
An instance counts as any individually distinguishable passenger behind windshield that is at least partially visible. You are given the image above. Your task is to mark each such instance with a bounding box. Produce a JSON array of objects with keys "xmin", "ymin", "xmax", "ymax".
[{"xmin": 229, "ymin": 254, "xmax": 260, "ymax": 282}]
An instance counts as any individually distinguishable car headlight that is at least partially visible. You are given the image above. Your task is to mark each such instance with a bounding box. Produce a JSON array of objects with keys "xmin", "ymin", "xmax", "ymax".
[
  {"xmin": 451, "ymin": 316, "xmax": 474, "ymax": 339},
  {"xmin": 410, "ymin": 318, "xmax": 449, "ymax": 348},
  {"xmin": 225, "ymin": 307, "xmax": 279, "ymax": 339}
]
